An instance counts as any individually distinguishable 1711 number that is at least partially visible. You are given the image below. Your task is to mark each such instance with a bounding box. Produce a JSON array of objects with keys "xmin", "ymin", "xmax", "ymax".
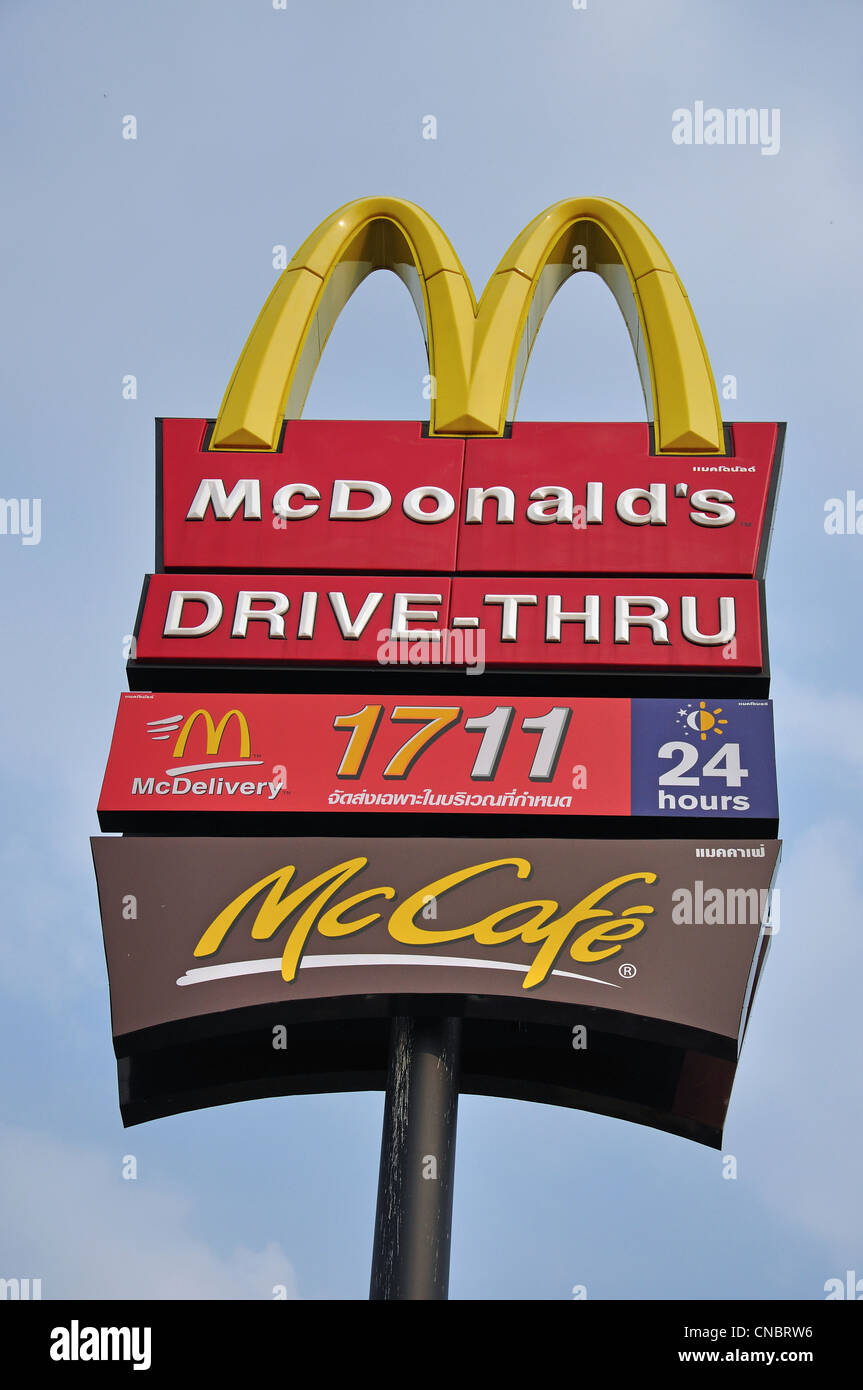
[{"xmin": 333, "ymin": 705, "xmax": 572, "ymax": 782}]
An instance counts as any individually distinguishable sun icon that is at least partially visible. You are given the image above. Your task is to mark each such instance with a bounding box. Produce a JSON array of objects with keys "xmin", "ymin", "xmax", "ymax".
[{"xmin": 686, "ymin": 701, "xmax": 728, "ymax": 741}]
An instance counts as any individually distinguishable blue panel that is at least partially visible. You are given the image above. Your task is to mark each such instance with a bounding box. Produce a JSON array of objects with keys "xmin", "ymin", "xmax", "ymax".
[{"xmin": 631, "ymin": 699, "xmax": 778, "ymax": 821}]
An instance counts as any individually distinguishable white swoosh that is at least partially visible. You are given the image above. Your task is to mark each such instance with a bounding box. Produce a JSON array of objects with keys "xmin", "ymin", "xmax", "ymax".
[
  {"xmin": 166, "ymin": 760, "xmax": 265, "ymax": 776},
  {"xmin": 176, "ymin": 954, "xmax": 620, "ymax": 988}
]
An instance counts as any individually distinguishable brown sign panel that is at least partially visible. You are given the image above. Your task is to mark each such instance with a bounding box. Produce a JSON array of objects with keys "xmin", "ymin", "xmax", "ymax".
[{"xmin": 91, "ymin": 836, "xmax": 780, "ymax": 1147}]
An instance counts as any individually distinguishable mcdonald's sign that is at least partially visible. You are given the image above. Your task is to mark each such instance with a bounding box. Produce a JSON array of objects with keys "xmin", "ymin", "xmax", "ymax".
[
  {"xmin": 81, "ymin": 179, "xmax": 791, "ymax": 1331},
  {"xmin": 155, "ymin": 197, "xmax": 782, "ymax": 578},
  {"xmin": 94, "ymin": 195, "xmax": 784, "ymax": 1163},
  {"xmin": 127, "ymin": 196, "xmax": 782, "ymax": 691}
]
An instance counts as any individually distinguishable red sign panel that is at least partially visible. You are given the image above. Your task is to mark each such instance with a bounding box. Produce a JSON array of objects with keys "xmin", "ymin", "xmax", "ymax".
[
  {"xmin": 459, "ymin": 422, "xmax": 780, "ymax": 576},
  {"xmin": 135, "ymin": 573, "xmax": 452, "ymax": 666},
  {"xmin": 133, "ymin": 573, "xmax": 763, "ymax": 673},
  {"xmin": 99, "ymin": 692, "xmax": 631, "ymax": 822},
  {"xmin": 159, "ymin": 419, "xmax": 464, "ymax": 574},
  {"xmin": 157, "ymin": 419, "xmax": 782, "ymax": 578},
  {"xmin": 448, "ymin": 577, "xmax": 761, "ymax": 669},
  {"xmin": 97, "ymin": 692, "xmax": 779, "ymax": 831}
]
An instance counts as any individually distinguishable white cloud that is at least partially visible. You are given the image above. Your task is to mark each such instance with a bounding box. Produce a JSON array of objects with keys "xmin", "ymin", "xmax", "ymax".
[{"xmin": 0, "ymin": 1127, "xmax": 298, "ymax": 1300}]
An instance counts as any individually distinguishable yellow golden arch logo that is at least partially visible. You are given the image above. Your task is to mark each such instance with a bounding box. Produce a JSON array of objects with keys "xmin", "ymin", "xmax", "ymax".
[
  {"xmin": 172, "ymin": 710, "xmax": 251, "ymax": 760},
  {"xmin": 212, "ymin": 196, "xmax": 724, "ymax": 456}
]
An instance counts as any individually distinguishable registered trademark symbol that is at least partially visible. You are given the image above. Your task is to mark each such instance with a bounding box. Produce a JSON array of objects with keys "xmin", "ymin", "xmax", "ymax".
[{"xmin": 618, "ymin": 963, "xmax": 636, "ymax": 979}]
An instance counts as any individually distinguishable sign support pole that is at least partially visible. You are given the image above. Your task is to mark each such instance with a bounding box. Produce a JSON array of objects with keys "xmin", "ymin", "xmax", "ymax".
[{"xmin": 369, "ymin": 1015, "xmax": 461, "ymax": 1300}]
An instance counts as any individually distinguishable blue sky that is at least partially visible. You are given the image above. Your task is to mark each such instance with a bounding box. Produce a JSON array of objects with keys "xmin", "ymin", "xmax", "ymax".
[{"xmin": 1, "ymin": 0, "xmax": 861, "ymax": 1299}]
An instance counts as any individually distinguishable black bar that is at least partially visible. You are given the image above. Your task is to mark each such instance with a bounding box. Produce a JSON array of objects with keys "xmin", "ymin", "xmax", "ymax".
[
  {"xmin": 8, "ymin": 1298, "xmax": 856, "ymax": 1365},
  {"xmin": 96, "ymin": 808, "xmax": 780, "ymax": 840},
  {"xmin": 125, "ymin": 658, "xmax": 771, "ymax": 698},
  {"xmin": 369, "ymin": 1016, "xmax": 461, "ymax": 1300}
]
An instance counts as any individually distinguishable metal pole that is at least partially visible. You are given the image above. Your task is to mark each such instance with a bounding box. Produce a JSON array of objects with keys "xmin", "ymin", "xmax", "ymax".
[{"xmin": 369, "ymin": 1015, "xmax": 461, "ymax": 1300}]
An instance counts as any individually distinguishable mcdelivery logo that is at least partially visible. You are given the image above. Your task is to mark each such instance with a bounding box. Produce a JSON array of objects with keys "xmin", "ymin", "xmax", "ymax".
[
  {"xmin": 147, "ymin": 708, "xmax": 261, "ymax": 776},
  {"xmin": 132, "ymin": 708, "xmax": 287, "ymax": 802}
]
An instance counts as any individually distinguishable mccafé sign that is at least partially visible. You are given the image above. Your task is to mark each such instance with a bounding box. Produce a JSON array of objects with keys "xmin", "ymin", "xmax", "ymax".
[{"xmin": 91, "ymin": 835, "xmax": 781, "ymax": 1146}]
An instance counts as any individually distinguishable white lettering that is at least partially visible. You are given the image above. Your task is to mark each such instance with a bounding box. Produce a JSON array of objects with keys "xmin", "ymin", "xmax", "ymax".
[
  {"xmin": 681, "ymin": 595, "xmax": 736, "ymax": 645},
  {"xmin": 464, "ymin": 486, "xmax": 515, "ymax": 525},
  {"xmin": 232, "ymin": 591, "xmax": 289, "ymax": 638},
  {"xmin": 615, "ymin": 483, "xmax": 667, "ymax": 526},
  {"xmin": 690, "ymin": 489, "xmax": 736, "ymax": 527},
  {"xmin": 614, "ymin": 595, "xmax": 670, "ymax": 643},
  {"xmin": 402, "ymin": 486, "xmax": 455, "ymax": 523},
  {"xmin": 526, "ymin": 486, "xmax": 573, "ymax": 524},
  {"xmin": 390, "ymin": 592, "xmax": 442, "ymax": 641},
  {"xmin": 546, "ymin": 594, "xmax": 600, "ymax": 642},
  {"xmin": 328, "ymin": 590, "xmax": 384, "ymax": 639},
  {"xmin": 272, "ymin": 483, "xmax": 320, "ymax": 519},
  {"xmin": 164, "ymin": 591, "xmax": 223, "ymax": 638},
  {"xmin": 483, "ymin": 594, "xmax": 538, "ymax": 641},
  {"xmin": 186, "ymin": 478, "xmax": 261, "ymax": 521},
  {"xmin": 330, "ymin": 480, "xmax": 391, "ymax": 521}
]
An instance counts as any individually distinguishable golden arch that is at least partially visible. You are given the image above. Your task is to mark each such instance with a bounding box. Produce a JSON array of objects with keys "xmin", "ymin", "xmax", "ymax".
[
  {"xmin": 173, "ymin": 709, "xmax": 251, "ymax": 759},
  {"xmin": 212, "ymin": 196, "xmax": 724, "ymax": 455}
]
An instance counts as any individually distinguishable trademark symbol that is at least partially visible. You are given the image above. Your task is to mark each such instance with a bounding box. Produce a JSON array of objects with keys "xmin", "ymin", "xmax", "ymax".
[{"xmin": 618, "ymin": 963, "xmax": 637, "ymax": 979}]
